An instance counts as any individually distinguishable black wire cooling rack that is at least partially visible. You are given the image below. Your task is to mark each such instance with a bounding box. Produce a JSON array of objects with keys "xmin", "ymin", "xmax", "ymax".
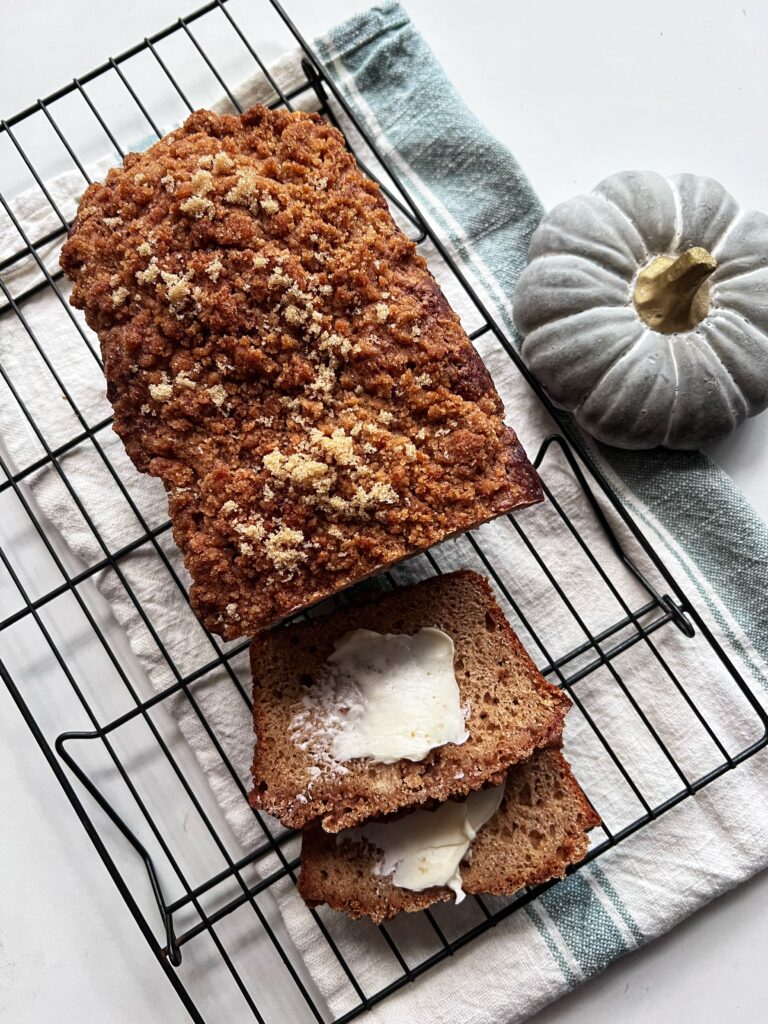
[{"xmin": 1, "ymin": 2, "xmax": 767, "ymax": 1021}]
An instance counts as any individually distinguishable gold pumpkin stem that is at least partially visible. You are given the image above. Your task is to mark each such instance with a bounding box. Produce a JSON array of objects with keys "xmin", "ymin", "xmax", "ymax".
[{"xmin": 633, "ymin": 246, "xmax": 717, "ymax": 334}]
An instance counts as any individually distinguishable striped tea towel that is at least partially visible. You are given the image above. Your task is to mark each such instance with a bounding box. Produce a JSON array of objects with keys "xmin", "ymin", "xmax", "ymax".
[{"xmin": 1, "ymin": 4, "xmax": 767, "ymax": 1023}]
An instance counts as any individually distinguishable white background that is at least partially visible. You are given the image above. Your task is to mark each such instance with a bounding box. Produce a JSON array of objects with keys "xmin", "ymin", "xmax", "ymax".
[{"xmin": 2, "ymin": 1, "xmax": 768, "ymax": 1022}]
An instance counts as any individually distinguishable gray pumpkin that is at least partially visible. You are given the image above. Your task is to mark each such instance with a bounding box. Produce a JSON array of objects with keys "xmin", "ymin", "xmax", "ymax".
[{"xmin": 513, "ymin": 170, "xmax": 768, "ymax": 449}]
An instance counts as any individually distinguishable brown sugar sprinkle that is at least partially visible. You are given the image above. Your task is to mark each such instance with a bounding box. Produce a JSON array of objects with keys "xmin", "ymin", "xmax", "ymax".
[
  {"xmin": 212, "ymin": 150, "xmax": 234, "ymax": 174},
  {"xmin": 205, "ymin": 258, "xmax": 224, "ymax": 282},
  {"xmin": 207, "ymin": 384, "xmax": 228, "ymax": 407},
  {"xmin": 180, "ymin": 194, "xmax": 214, "ymax": 219},
  {"xmin": 60, "ymin": 105, "xmax": 542, "ymax": 639}
]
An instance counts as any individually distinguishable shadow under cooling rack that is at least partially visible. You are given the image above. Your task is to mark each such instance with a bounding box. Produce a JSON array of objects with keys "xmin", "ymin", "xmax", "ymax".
[{"xmin": 0, "ymin": 1, "xmax": 766, "ymax": 1023}]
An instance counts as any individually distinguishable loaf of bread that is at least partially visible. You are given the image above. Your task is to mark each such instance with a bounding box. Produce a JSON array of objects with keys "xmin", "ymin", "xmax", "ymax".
[
  {"xmin": 60, "ymin": 105, "xmax": 542, "ymax": 639},
  {"xmin": 299, "ymin": 747, "xmax": 600, "ymax": 923},
  {"xmin": 250, "ymin": 571, "xmax": 570, "ymax": 831}
]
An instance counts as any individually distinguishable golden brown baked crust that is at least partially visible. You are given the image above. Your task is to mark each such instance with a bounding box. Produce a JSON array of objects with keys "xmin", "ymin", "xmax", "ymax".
[
  {"xmin": 250, "ymin": 570, "xmax": 570, "ymax": 831},
  {"xmin": 60, "ymin": 105, "xmax": 542, "ymax": 638},
  {"xmin": 299, "ymin": 747, "xmax": 600, "ymax": 923}
]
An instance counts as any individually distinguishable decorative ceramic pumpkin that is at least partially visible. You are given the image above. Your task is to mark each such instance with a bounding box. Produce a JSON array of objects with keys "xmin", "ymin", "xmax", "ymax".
[{"xmin": 513, "ymin": 171, "xmax": 768, "ymax": 449}]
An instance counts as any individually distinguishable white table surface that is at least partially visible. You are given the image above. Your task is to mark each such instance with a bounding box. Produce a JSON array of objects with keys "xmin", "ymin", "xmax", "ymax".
[{"xmin": 1, "ymin": 2, "xmax": 767, "ymax": 1022}]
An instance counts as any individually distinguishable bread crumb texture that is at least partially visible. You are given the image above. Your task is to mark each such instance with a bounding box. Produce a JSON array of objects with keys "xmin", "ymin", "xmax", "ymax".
[{"xmin": 61, "ymin": 105, "xmax": 542, "ymax": 638}]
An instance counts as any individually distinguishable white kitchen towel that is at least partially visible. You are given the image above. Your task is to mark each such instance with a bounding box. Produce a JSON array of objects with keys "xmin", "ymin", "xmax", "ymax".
[{"xmin": 1, "ymin": 4, "xmax": 767, "ymax": 1023}]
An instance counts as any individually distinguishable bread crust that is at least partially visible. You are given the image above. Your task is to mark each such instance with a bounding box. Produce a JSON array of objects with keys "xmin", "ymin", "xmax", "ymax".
[
  {"xmin": 250, "ymin": 570, "xmax": 570, "ymax": 831},
  {"xmin": 60, "ymin": 106, "xmax": 542, "ymax": 639}
]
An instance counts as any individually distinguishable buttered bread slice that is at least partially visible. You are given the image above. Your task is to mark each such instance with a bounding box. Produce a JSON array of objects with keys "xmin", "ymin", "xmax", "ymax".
[
  {"xmin": 249, "ymin": 571, "xmax": 570, "ymax": 832},
  {"xmin": 299, "ymin": 747, "xmax": 599, "ymax": 923}
]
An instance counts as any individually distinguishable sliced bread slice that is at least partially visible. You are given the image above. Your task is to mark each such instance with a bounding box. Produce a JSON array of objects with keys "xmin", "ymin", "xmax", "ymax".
[
  {"xmin": 249, "ymin": 570, "xmax": 570, "ymax": 832},
  {"xmin": 298, "ymin": 747, "xmax": 599, "ymax": 923}
]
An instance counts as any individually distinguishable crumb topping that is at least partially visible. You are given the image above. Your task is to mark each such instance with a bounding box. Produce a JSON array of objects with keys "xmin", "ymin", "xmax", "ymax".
[{"xmin": 60, "ymin": 105, "xmax": 538, "ymax": 638}]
